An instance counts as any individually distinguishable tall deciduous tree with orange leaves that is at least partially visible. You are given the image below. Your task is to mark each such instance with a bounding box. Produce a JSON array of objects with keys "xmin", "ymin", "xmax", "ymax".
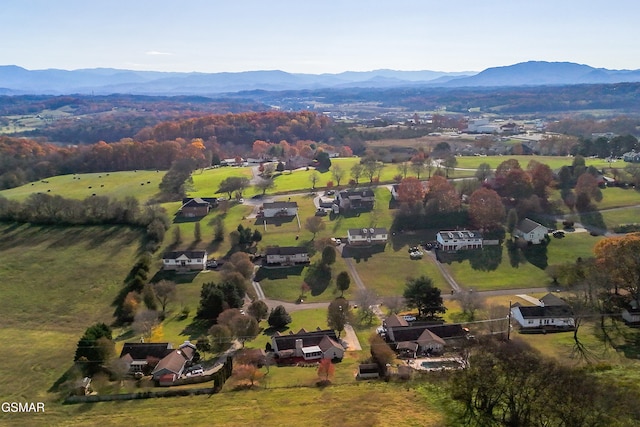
[
  {"xmin": 594, "ymin": 233, "xmax": 640, "ymax": 302},
  {"xmin": 468, "ymin": 187, "xmax": 505, "ymax": 230}
]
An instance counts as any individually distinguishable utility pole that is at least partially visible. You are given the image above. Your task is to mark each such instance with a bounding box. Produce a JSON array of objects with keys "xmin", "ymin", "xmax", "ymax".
[{"xmin": 507, "ymin": 300, "xmax": 512, "ymax": 341}]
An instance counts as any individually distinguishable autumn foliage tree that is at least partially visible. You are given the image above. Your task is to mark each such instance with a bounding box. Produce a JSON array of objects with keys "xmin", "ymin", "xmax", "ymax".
[
  {"xmin": 425, "ymin": 175, "xmax": 461, "ymax": 214},
  {"xmin": 594, "ymin": 233, "xmax": 640, "ymax": 303},
  {"xmin": 397, "ymin": 177, "xmax": 425, "ymax": 206},
  {"xmin": 468, "ymin": 187, "xmax": 506, "ymax": 230},
  {"xmin": 317, "ymin": 358, "xmax": 335, "ymax": 384}
]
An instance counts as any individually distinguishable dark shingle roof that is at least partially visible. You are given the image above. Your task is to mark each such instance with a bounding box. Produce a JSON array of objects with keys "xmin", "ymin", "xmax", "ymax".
[
  {"xmin": 516, "ymin": 305, "xmax": 573, "ymax": 319},
  {"xmin": 162, "ymin": 250, "xmax": 207, "ymax": 260},
  {"xmin": 389, "ymin": 324, "xmax": 466, "ymax": 343},
  {"xmin": 266, "ymin": 246, "xmax": 308, "ymax": 256},
  {"xmin": 273, "ymin": 329, "xmax": 339, "ymax": 351},
  {"xmin": 517, "ymin": 218, "xmax": 546, "ymax": 234},
  {"xmin": 348, "ymin": 227, "xmax": 388, "ymax": 236},
  {"xmin": 540, "ymin": 293, "xmax": 569, "ymax": 307},
  {"xmin": 119, "ymin": 342, "xmax": 173, "ymax": 360},
  {"xmin": 340, "ymin": 189, "xmax": 375, "ymax": 199},
  {"xmin": 263, "ymin": 201, "xmax": 298, "ymax": 209}
]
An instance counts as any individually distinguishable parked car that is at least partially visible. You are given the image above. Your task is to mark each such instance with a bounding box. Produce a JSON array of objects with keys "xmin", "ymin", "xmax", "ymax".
[
  {"xmin": 207, "ymin": 260, "xmax": 218, "ymax": 269},
  {"xmin": 403, "ymin": 315, "xmax": 417, "ymax": 322},
  {"xmin": 325, "ymin": 190, "xmax": 335, "ymax": 196},
  {"xmin": 315, "ymin": 209, "xmax": 328, "ymax": 216},
  {"xmin": 552, "ymin": 231, "xmax": 565, "ymax": 238},
  {"xmin": 331, "ymin": 237, "xmax": 342, "ymax": 245},
  {"xmin": 409, "ymin": 250, "xmax": 424, "ymax": 259}
]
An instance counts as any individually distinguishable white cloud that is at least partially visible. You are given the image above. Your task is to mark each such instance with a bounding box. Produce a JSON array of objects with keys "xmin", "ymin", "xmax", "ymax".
[{"xmin": 145, "ymin": 51, "xmax": 172, "ymax": 56}]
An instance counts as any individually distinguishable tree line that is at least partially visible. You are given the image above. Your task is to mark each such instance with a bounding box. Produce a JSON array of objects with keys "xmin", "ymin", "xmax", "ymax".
[{"xmin": 0, "ymin": 193, "xmax": 170, "ymax": 252}]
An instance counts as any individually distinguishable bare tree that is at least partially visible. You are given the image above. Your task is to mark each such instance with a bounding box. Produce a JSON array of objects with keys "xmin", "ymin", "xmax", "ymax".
[
  {"xmin": 153, "ymin": 280, "xmax": 177, "ymax": 315},
  {"xmin": 132, "ymin": 309, "xmax": 160, "ymax": 338},
  {"xmin": 331, "ymin": 164, "xmax": 345, "ymax": 187},
  {"xmin": 255, "ymin": 177, "xmax": 275, "ymax": 195},
  {"xmin": 305, "ymin": 216, "xmax": 325, "ymax": 239},
  {"xmin": 355, "ymin": 288, "xmax": 378, "ymax": 325},
  {"xmin": 454, "ymin": 290, "xmax": 485, "ymax": 321},
  {"xmin": 309, "ymin": 171, "xmax": 320, "ymax": 190},
  {"xmin": 383, "ymin": 295, "xmax": 405, "ymax": 315}
]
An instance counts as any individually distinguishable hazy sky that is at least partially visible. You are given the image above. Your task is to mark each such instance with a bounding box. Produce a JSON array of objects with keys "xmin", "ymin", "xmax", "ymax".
[{"xmin": 2, "ymin": 0, "xmax": 639, "ymax": 74}]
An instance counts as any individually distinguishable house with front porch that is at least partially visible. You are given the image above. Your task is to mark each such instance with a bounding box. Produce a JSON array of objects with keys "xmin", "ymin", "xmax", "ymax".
[
  {"xmin": 436, "ymin": 230, "xmax": 483, "ymax": 252},
  {"xmin": 265, "ymin": 246, "xmax": 310, "ymax": 266},
  {"xmin": 271, "ymin": 329, "xmax": 344, "ymax": 362},
  {"xmin": 162, "ymin": 250, "xmax": 208, "ymax": 271},
  {"xmin": 347, "ymin": 227, "xmax": 388, "ymax": 246}
]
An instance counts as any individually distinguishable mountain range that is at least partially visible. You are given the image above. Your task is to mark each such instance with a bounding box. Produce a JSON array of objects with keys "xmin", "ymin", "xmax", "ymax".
[{"xmin": 1, "ymin": 61, "xmax": 639, "ymax": 96}]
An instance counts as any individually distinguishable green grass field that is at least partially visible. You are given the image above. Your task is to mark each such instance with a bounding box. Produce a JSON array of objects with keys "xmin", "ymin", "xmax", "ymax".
[
  {"xmin": 0, "ymin": 170, "xmax": 166, "ymax": 203},
  {"xmin": 444, "ymin": 232, "xmax": 603, "ymax": 291},
  {"xmin": 453, "ymin": 155, "xmax": 610, "ymax": 171},
  {"xmin": 0, "ymin": 224, "xmax": 144, "ymax": 405}
]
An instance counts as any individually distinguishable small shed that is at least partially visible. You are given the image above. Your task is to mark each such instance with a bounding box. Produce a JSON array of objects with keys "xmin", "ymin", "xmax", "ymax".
[{"xmin": 357, "ymin": 363, "xmax": 380, "ymax": 379}]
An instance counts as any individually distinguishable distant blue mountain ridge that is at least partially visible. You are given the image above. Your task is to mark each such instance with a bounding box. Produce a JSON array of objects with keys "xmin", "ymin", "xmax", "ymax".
[{"xmin": 0, "ymin": 61, "xmax": 639, "ymax": 95}]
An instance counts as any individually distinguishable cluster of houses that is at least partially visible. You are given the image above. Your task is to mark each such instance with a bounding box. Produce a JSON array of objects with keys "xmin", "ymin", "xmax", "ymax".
[
  {"xmin": 379, "ymin": 315, "xmax": 469, "ymax": 358},
  {"xmin": 434, "ymin": 218, "xmax": 548, "ymax": 253}
]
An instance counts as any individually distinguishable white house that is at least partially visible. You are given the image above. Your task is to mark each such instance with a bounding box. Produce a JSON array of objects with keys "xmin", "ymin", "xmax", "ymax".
[
  {"xmin": 510, "ymin": 294, "xmax": 574, "ymax": 331},
  {"xmin": 262, "ymin": 201, "xmax": 298, "ymax": 218},
  {"xmin": 622, "ymin": 301, "xmax": 640, "ymax": 325},
  {"xmin": 514, "ymin": 218, "xmax": 548, "ymax": 244},
  {"xmin": 467, "ymin": 118, "xmax": 500, "ymax": 133},
  {"xmin": 162, "ymin": 250, "xmax": 208, "ymax": 271},
  {"xmin": 390, "ymin": 184, "xmax": 399, "ymax": 200},
  {"xmin": 265, "ymin": 246, "xmax": 310, "ymax": 266},
  {"xmin": 272, "ymin": 329, "xmax": 344, "ymax": 361},
  {"xmin": 436, "ymin": 230, "xmax": 483, "ymax": 252},
  {"xmin": 347, "ymin": 227, "xmax": 388, "ymax": 246}
]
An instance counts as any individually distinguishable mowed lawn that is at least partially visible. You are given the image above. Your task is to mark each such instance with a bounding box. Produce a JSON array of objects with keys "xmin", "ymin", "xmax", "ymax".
[
  {"xmin": 454, "ymin": 155, "xmax": 610, "ymax": 171},
  {"xmin": 0, "ymin": 170, "xmax": 166, "ymax": 203},
  {"xmin": 444, "ymin": 232, "xmax": 603, "ymax": 291}
]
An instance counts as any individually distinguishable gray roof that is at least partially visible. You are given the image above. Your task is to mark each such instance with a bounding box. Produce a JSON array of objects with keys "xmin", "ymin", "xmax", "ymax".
[
  {"xmin": 340, "ymin": 189, "xmax": 375, "ymax": 199},
  {"xmin": 273, "ymin": 329, "xmax": 340, "ymax": 351},
  {"xmin": 517, "ymin": 218, "xmax": 546, "ymax": 234},
  {"xmin": 266, "ymin": 246, "xmax": 308, "ymax": 256},
  {"xmin": 263, "ymin": 201, "xmax": 298, "ymax": 209},
  {"xmin": 388, "ymin": 323, "xmax": 467, "ymax": 344},
  {"xmin": 162, "ymin": 250, "xmax": 207, "ymax": 260},
  {"xmin": 348, "ymin": 227, "xmax": 388, "ymax": 236},
  {"xmin": 539, "ymin": 293, "xmax": 569, "ymax": 307}
]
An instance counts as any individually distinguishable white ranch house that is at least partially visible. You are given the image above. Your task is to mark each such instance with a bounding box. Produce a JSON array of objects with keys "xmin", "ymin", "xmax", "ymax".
[
  {"xmin": 347, "ymin": 227, "xmax": 388, "ymax": 246},
  {"xmin": 265, "ymin": 246, "xmax": 310, "ymax": 266},
  {"xmin": 162, "ymin": 250, "xmax": 207, "ymax": 271},
  {"xmin": 262, "ymin": 201, "xmax": 298, "ymax": 218},
  {"xmin": 436, "ymin": 230, "xmax": 483, "ymax": 252},
  {"xmin": 510, "ymin": 294, "xmax": 575, "ymax": 331}
]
